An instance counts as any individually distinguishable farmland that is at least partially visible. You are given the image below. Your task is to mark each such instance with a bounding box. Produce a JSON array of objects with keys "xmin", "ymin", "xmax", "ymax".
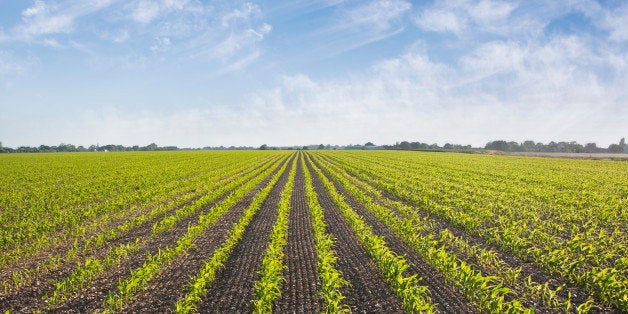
[{"xmin": 0, "ymin": 150, "xmax": 626, "ymax": 313}]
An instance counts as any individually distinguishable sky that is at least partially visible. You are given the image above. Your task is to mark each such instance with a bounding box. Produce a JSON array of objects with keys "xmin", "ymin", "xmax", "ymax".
[{"xmin": 0, "ymin": 0, "xmax": 626, "ymax": 148}]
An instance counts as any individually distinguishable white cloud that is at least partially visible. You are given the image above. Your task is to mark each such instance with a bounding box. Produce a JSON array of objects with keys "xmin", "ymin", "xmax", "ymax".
[
  {"xmin": 587, "ymin": 2, "xmax": 628, "ymax": 42},
  {"xmin": 100, "ymin": 29, "xmax": 130, "ymax": 43},
  {"xmin": 416, "ymin": 9, "xmax": 464, "ymax": 34},
  {"xmin": 127, "ymin": 0, "xmax": 195, "ymax": 24},
  {"xmin": 314, "ymin": 0, "xmax": 411, "ymax": 56},
  {"xmin": 150, "ymin": 36, "xmax": 171, "ymax": 51},
  {"xmin": 221, "ymin": 3, "xmax": 260, "ymax": 28},
  {"xmin": 237, "ymin": 34, "xmax": 627, "ymax": 147},
  {"xmin": 42, "ymin": 38, "xmax": 63, "ymax": 48},
  {"xmin": 342, "ymin": 0, "xmax": 411, "ymax": 32},
  {"xmin": 13, "ymin": 0, "xmax": 117, "ymax": 39},
  {"xmin": 415, "ymin": 0, "xmax": 519, "ymax": 36},
  {"xmin": 131, "ymin": 0, "xmax": 162, "ymax": 24},
  {"xmin": 22, "ymin": 0, "xmax": 47, "ymax": 18},
  {"xmin": 0, "ymin": 50, "xmax": 35, "ymax": 80},
  {"xmin": 469, "ymin": 0, "xmax": 517, "ymax": 23}
]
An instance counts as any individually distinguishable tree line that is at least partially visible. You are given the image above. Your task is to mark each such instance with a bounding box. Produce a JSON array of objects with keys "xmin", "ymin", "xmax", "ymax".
[
  {"xmin": 484, "ymin": 138, "xmax": 626, "ymax": 153},
  {"xmin": 2, "ymin": 138, "xmax": 626, "ymax": 154},
  {"xmin": 0, "ymin": 142, "xmax": 178, "ymax": 153}
]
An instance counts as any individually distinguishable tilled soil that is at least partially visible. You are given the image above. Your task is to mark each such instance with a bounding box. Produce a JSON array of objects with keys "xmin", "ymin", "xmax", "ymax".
[
  {"xmin": 195, "ymin": 157, "xmax": 295, "ymax": 313},
  {"xmin": 0, "ymin": 187, "xmax": 224, "ymax": 313},
  {"xmin": 306, "ymin": 161, "xmax": 404, "ymax": 313},
  {"xmin": 43, "ymin": 158, "xmax": 288, "ymax": 313},
  {"xmin": 312, "ymin": 158, "xmax": 478, "ymax": 313},
  {"xmin": 0, "ymin": 164, "xmax": 233, "ymax": 282},
  {"xmin": 124, "ymin": 156, "xmax": 293, "ymax": 312},
  {"xmin": 315, "ymin": 154, "xmax": 604, "ymax": 312},
  {"xmin": 274, "ymin": 159, "xmax": 321, "ymax": 313},
  {"xmin": 0, "ymin": 158, "xmax": 274, "ymax": 299}
]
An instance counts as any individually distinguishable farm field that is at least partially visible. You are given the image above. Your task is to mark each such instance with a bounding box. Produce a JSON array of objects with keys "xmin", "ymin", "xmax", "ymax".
[{"xmin": 0, "ymin": 150, "xmax": 626, "ymax": 313}]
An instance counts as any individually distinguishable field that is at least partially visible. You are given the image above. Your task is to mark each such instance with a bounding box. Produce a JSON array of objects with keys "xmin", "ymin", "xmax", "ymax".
[{"xmin": 0, "ymin": 150, "xmax": 626, "ymax": 313}]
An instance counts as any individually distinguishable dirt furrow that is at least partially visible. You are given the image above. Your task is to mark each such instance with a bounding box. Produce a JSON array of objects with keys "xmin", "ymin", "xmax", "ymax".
[
  {"xmin": 42, "ymin": 158, "xmax": 287, "ymax": 313},
  {"xmin": 312, "ymin": 157, "xmax": 479, "ymax": 313},
  {"xmin": 274, "ymin": 158, "xmax": 321, "ymax": 313},
  {"xmin": 123, "ymin": 156, "xmax": 293, "ymax": 312},
  {"xmin": 318, "ymin": 154, "xmax": 596, "ymax": 310},
  {"xmin": 0, "ymin": 157, "xmax": 276, "ymax": 295},
  {"xmin": 305, "ymin": 160, "xmax": 404, "ymax": 313},
  {"xmin": 194, "ymin": 157, "xmax": 295, "ymax": 313}
]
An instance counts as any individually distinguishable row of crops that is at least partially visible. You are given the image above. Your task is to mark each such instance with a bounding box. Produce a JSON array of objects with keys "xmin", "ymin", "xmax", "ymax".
[{"xmin": 0, "ymin": 150, "xmax": 625, "ymax": 312}]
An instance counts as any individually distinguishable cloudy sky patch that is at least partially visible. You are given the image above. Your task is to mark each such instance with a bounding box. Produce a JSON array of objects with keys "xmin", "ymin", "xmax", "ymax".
[{"xmin": 0, "ymin": 0, "xmax": 625, "ymax": 147}]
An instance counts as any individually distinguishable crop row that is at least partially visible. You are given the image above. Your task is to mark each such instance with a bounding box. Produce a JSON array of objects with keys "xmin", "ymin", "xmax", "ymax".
[
  {"xmin": 46, "ymin": 154, "xmax": 286, "ymax": 306},
  {"xmin": 317, "ymin": 151, "xmax": 627, "ymax": 311},
  {"xmin": 1, "ymin": 153, "xmax": 283, "ymax": 294},
  {"xmin": 312, "ymin": 153, "xmax": 572, "ymax": 312}
]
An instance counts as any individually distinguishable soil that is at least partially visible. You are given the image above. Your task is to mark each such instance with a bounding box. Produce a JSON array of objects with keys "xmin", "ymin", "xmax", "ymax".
[
  {"xmin": 0, "ymin": 158, "xmax": 274, "ymax": 291},
  {"xmin": 194, "ymin": 156, "xmax": 295, "ymax": 313},
  {"xmin": 305, "ymin": 160, "xmax": 405, "ymax": 313},
  {"xmin": 11, "ymin": 157, "xmax": 288, "ymax": 313},
  {"xmin": 311, "ymin": 157, "xmax": 478, "ymax": 313},
  {"xmin": 314, "ymin": 153, "xmax": 612, "ymax": 312},
  {"xmin": 274, "ymin": 158, "xmax": 321, "ymax": 313}
]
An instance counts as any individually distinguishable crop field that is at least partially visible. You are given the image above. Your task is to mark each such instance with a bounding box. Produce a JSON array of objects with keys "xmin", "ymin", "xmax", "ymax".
[{"xmin": 0, "ymin": 150, "xmax": 626, "ymax": 313}]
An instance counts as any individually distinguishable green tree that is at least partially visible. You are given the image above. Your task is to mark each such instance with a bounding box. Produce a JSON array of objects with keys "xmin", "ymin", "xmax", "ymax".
[
  {"xmin": 365, "ymin": 142, "xmax": 375, "ymax": 147},
  {"xmin": 608, "ymin": 144, "xmax": 623, "ymax": 153},
  {"xmin": 584, "ymin": 143, "xmax": 598, "ymax": 153},
  {"xmin": 318, "ymin": 144, "xmax": 325, "ymax": 150},
  {"xmin": 259, "ymin": 144, "xmax": 268, "ymax": 150}
]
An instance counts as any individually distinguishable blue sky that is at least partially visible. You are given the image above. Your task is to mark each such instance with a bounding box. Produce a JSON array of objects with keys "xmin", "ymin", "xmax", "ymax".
[{"xmin": 0, "ymin": 0, "xmax": 626, "ymax": 148}]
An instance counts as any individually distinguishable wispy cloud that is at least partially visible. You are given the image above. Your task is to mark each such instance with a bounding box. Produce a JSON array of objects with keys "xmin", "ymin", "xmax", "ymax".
[
  {"xmin": 221, "ymin": 2, "xmax": 260, "ymax": 28},
  {"xmin": 128, "ymin": 0, "xmax": 199, "ymax": 24},
  {"xmin": 312, "ymin": 0, "xmax": 412, "ymax": 56},
  {"xmin": 337, "ymin": 0, "xmax": 411, "ymax": 32},
  {"xmin": 0, "ymin": 50, "xmax": 36, "ymax": 84},
  {"xmin": 240, "ymin": 32, "xmax": 627, "ymax": 146},
  {"xmin": 415, "ymin": 0, "xmax": 518, "ymax": 36},
  {"xmin": 14, "ymin": 0, "xmax": 117, "ymax": 39}
]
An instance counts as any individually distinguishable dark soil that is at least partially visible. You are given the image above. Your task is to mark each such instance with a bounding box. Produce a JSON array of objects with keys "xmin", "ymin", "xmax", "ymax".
[
  {"xmin": 315, "ymin": 153, "xmax": 609, "ymax": 312},
  {"xmin": 40, "ymin": 157, "xmax": 288, "ymax": 313},
  {"xmin": 311, "ymin": 156, "xmax": 478, "ymax": 313},
  {"xmin": 194, "ymin": 156, "xmax": 295, "ymax": 313},
  {"xmin": 274, "ymin": 157, "xmax": 321, "ymax": 313},
  {"xmin": 305, "ymin": 160, "xmax": 404, "ymax": 313},
  {"xmin": 0, "ymin": 157, "xmax": 274, "ymax": 294}
]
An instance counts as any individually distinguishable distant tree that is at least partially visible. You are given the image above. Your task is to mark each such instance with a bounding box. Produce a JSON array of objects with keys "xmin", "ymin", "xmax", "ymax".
[
  {"xmin": 608, "ymin": 144, "xmax": 623, "ymax": 153},
  {"xmin": 443, "ymin": 143, "xmax": 453, "ymax": 150},
  {"xmin": 485, "ymin": 140, "xmax": 508, "ymax": 151},
  {"xmin": 302, "ymin": 146, "xmax": 308, "ymax": 150},
  {"xmin": 522, "ymin": 140, "xmax": 536, "ymax": 151},
  {"xmin": 146, "ymin": 143, "xmax": 158, "ymax": 151},
  {"xmin": 584, "ymin": 143, "xmax": 598, "ymax": 153},
  {"xmin": 259, "ymin": 144, "xmax": 268, "ymax": 150},
  {"xmin": 620, "ymin": 137, "xmax": 626, "ymax": 147},
  {"xmin": 318, "ymin": 144, "xmax": 325, "ymax": 150},
  {"xmin": 399, "ymin": 141, "xmax": 410, "ymax": 150},
  {"xmin": 365, "ymin": 142, "xmax": 375, "ymax": 147}
]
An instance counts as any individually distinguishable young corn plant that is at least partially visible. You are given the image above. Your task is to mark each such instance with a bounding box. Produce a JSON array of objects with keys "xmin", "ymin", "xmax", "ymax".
[
  {"xmin": 175, "ymin": 157, "xmax": 295, "ymax": 314},
  {"xmin": 302, "ymin": 155, "xmax": 350, "ymax": 313},
  {"xmin": 252, "ymin": 160, "xmax": 297, "ymax": 313},
  {"xmin": 103, "ymin": 157, "xmax": 292, "ymax": 313},
  {"xmin": 306, "ymin": 154, "xmax": 435, "ymax": 313}
]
